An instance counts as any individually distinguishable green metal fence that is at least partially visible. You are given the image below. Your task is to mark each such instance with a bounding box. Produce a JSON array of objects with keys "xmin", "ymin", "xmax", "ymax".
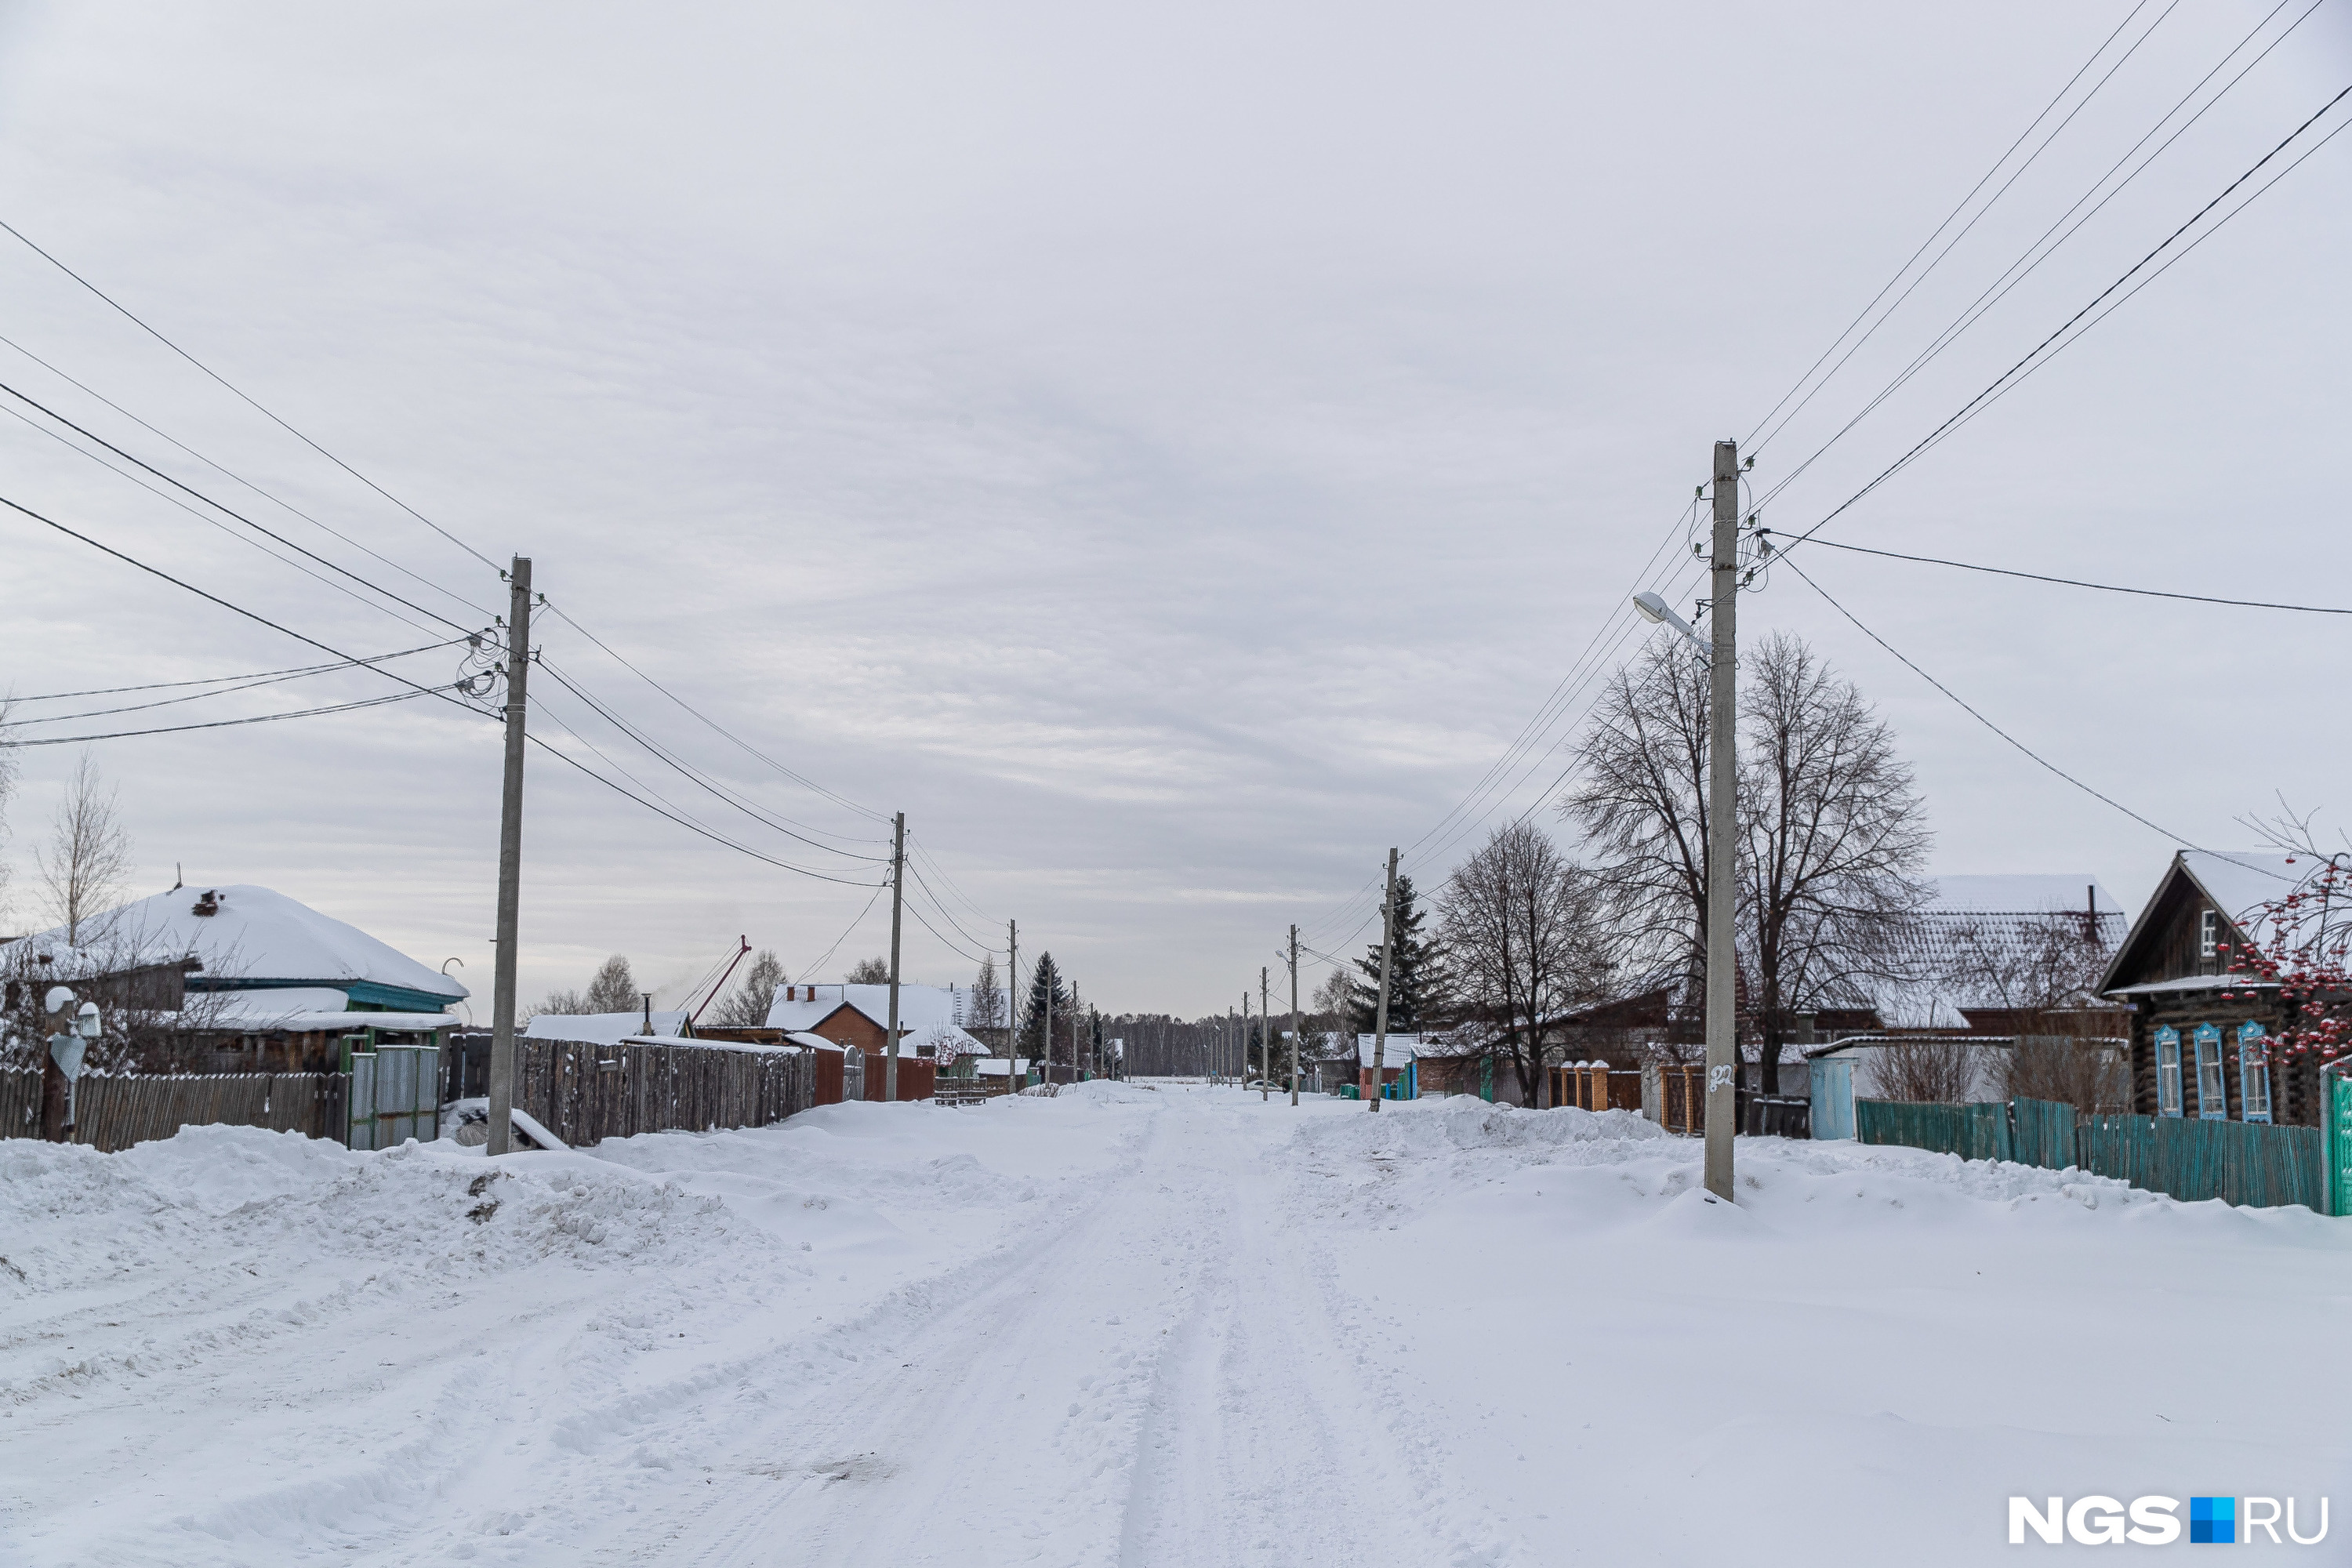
[
  {"xmin": 1857, "ymin": 1094, "xmax": 2334, "ymax": 1214},
  {"xmin": 1855, "ymin": 1100, "xmax": 2011, "ymax": 1163}
]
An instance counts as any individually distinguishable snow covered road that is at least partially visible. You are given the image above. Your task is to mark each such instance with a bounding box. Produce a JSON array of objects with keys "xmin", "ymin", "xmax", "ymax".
[{"xmin": 4, "ymin": 1084, "xmax": 2345, "ymax": 1566}]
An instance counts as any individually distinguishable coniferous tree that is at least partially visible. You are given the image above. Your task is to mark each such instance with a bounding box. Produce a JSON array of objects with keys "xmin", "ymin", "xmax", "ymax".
[
  {"xmin": 1350, "ymin": 873, "xmax": 1444, "ymax": 1033},
  {"xmin": 1019, "ymin": 952, "xmax": 1069, "ymax": 1062}
]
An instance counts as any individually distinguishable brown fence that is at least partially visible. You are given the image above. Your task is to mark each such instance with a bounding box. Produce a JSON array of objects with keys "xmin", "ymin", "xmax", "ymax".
[
  {"xmin": 516, "ymin": 1037, "xmax": 817, "ymax": 1146},
  {"xmin": 1658, "ymin": 1064, "xmax": 1706, "ymax": 1135},
  {"xmin": 0, "ymin": 1069, "xmax": 345, "ymax": 1153}
]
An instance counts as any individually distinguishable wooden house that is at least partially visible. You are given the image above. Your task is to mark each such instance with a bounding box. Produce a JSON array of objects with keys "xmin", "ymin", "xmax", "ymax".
[{"xmin": 2100, "ymin": 851, "xmax": 2329, "ymax": 1128}]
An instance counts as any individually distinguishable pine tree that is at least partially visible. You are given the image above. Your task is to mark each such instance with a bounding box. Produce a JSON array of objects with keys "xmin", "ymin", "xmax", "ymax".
[
  {"xmin": 1019, "ymin": 952, "xmax": 1069, "ymax": 1061},
  {"xmin": 1351, "ymin": 874, "xmax": 1443, "ymax": 1033}
]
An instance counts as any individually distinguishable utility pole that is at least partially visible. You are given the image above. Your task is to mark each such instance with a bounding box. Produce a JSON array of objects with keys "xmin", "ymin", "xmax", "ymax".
[
  {"xmin": 485, "ymin": 556, "xmax": 533, "ymax": 1157},
  {"xmin": 1044, "ymin": 960, "xmax": 1054, "ymax": 1087},
  {"xmin": 1241, "ymin": 990, "xmax": 1251, "ymax": 1091},
  {"xmin": 1704, "ymin": 439, "xmax": 1740, "ymax": 1202},
  {"xmin": 1071, "ymin": 982, "xmax": 1083, "ymax": 1081},
  {"xmin": 1259, "ymin": 967, "xmax": 1271, "ymax": 1102},
  {"xmin": 1006, "ymin": 918, "xmax": 1019, "ymax": 1088},
  {"xmin": 1287, "ymin": 924, "xmax": 1301, "ymax": 1107},
  {"xmin": 886, "ymin": 811, "xmax": 906, "ymax": 1103},
  {"xmin": 1368, "ymin": 848, "xmax": 1398, "ymax": 1113}
]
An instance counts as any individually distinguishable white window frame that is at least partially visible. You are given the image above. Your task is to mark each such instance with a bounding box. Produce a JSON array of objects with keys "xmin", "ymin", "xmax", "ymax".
[
  {"xmin": 2193, "ymin": 1023, "xmax": 2227, "ymax": 1120},
  {"xmin": 2199, "ymin": 909, "xmax": 2220, "ymax": 960},
  {"xmin": 2238, "ymin": 1023, "xmax": 2272, "ymax": 1124},
  {"xmin": 2155, "ymin": 1025, "xmax": 2183, "ymax": 1117}
]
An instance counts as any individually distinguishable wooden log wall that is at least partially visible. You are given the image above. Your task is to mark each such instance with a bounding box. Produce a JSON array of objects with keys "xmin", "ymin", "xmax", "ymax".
[{"xmin": 515, "ymin": 1039, "xmax": 820, "ymax": 1148}]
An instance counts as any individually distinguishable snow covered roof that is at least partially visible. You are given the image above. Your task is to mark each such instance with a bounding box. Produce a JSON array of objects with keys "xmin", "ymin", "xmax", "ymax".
[
  {"xmin": 1920, "ymin": 875, "xmax": 2124, "ymax": 915},
  {"xmin": 1355, "ymin": 1033, "xmax": 1422, "ymax": 1066},
  {"xmin": 764, "ymin": 983, "xmax": 1006, "ymax": 1035},
  {"xmin": 198, "ymin": 989, "xmax": 458, "ymax": 1032},
  {"xmin": 2098, "ymin": 851, "xmax": 2313, "ymax": 996},
  {"xmin": 13, "ymin": 884, "xmax": 466, "ymax": 1003},
  {"xmin": 527, "ymin": 1010, "xmax": 689, "ymax": 1044}
]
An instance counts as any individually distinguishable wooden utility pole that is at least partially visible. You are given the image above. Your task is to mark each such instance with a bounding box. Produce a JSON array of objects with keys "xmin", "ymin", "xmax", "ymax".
[
  {"xmin": 886, "ymin": 812, "xmax": 906, "ymax": 1103},
  {"xmin": 485, "ymin": 556, "xmax": 533, "ymax": 1156},
  {"xmin": 1287, "ymin": 924, "xmax": 1301, "ymax": 1107},
  {"xmin": 1241, "ymin": 990, "xmax": 1251, "ymax": 1091},
  {"xmin": 1368, "ymin": 848, "xmax": 1398, "ymax": 1112},
  {"xmin": 1043, "ymin": 960, "xmax": 1054, "ymax": 1087},
  {"xmin": 1259, "ymin": 968, "xmax": 1271, "ymax": 1102},
  {"xmin": 1704, "ymin": 440, "xmax": 1740, "ymax": 1201},
  {"xmin": 1071, "ymin": 982, "xmax": 1083, "ymax": 1082},
  {"xmin": 1006, "ymin": 918, "xmax": 1019, "ymax": 1087}
]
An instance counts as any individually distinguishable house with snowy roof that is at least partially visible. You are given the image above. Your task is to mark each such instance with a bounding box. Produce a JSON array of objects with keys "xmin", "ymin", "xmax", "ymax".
[
  {"xmin": 2100, "ymin": 851, "xmax": 2331, "ymax": 1128},
  {"xmin": 7, "ymin": 884, "xmax": 466, "ymax": 1073},
  {"xmin": 764, "ymin": 983, "xmax": 996, "ymax": 1064}
]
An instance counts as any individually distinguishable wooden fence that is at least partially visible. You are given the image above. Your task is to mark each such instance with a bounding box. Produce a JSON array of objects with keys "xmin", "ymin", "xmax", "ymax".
[
  {"xmin": 0, "ymin": 1069, "xmax": 344, "ymax": 1153},
  {"xmin": 515, "ymin": 1037, "xmax": 817, "ymax": 1147},
  {"xmin": 1857, "ymin": 1094, "xmax": 2331, "ymax": 1213}
]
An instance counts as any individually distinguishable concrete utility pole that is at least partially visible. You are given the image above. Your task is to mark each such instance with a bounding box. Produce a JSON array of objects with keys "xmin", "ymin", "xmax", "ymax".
[
  {"xmin": 1006, "ymin": 918, "xmax": 1019, "ymax": 1088},
  {"xmin": 1368, "ymin": 848, "xmax": 1399, "ymax": 1112},
  {"xmin": 1043, "ymin": 962, "xmax": 1054, "ymax": 1087},
  {"xmin": 1704, "ymin": 439, "xmax": 1740, "ymax": 1202},
  {"xmin": 485, "ymin": 556, "xmax": 533, "ymax": 1157},
  {"xmin": 886, "ymin": 811, "xmax": 906, "ymax": 1103},
  {"xmin": 1071, "ymin": 982, "xmax": 1083, "ymax": 1081},
  {"xmin": 1287, "ymin": 924, "xmax": 1301, "ymax": 1107},
  {"xmin": 1241, "ymin": 991, "xmax": 1251, "ymax": 1090},
  {"xmin": 1259, "ymin": 967, "xmax": 1271, "ymax": 1102}
]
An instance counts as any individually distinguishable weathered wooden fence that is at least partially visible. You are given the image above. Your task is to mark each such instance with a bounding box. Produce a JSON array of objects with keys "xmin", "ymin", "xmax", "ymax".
[
  {"xmin": 0, "ymin": 1069, "xmax": 345, "ymax": 1152},
  {"xmin": 1857, "ymin": 1094, "xmax": 2332, "ymax": 1213},
  {"xmin": 515, "ymin": 1037, "xmax": 817, "ymax": 1147}
]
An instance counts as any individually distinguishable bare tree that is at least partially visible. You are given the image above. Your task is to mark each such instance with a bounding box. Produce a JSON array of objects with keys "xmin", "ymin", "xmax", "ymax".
[
  {"xmin": 0, "ymin": 698, "xmax": 17, "ymax": 924},
  {"xmin": 1437, "ymin": 821, "xmax": 1612, "ymax": 1105},
  {"xmin": 1562, "ymin": 633, "xmax": 1931, "ymax": 1092},
  {"xmin": 583, "ymin": 955, "xmax": 638, "ymax": 1014},
  {"xmin": 1735, "ymin": 633, "xmax": 1932, "ymax": 1093},
  {"xmin": 711, "ymin": 948, "xmax": 786, "ymax": 1029},
  {"xmin": 966, "ymin": 953, "xmax": 1007, "ymax": 1054},
  {"xmin": 1559, "ymin": 638, "xmax": 1713, "ymax": 1021},
  {"xmin": 845, "ymin": 956, "xmax": 891, "ymax": 984},
  {"xmin": 1872, "ymin": 1036, "xmax": 1980, "ymax": 1103},
  {"xmin": 38, "ymin": 752, "xmax": 134, "ymax": 945}
]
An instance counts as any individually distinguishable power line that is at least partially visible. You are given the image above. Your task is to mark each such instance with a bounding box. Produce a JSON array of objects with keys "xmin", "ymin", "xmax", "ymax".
[
  {"xmin": 1790, "ymin": 535, "xmax": 2352, "ymax": 613},
  {"xmin": 540, "ymin": 601, "xmax": 888, "ymax": 832},
  {"xmin": 1779, "ymin": 78, "xmax": 2352, "ymax": 557},
  {"xmin": 798, "ymin": 880, "xmax": 891, "ymax": 985},
  {"xmin": 0, "ymin": 216, "xmax": 503, "ymax": 572},
  {"xmin": 0, "ymin": 376, "xmax": 481, "ymax": 634},
  {"xmin": 0, "ymin": 330, "xmax": 497, "ymax": 623},
  {"xmin": 1, "ymin": 687, "xmax": 438, "ymax": 747},
  {"xmin": 1754, "ymin": 0, "xmax": 2321, "ymax": 510},
  {"xmin": 3, "ymin": 484, "xmax": 898, "ymax": 887},
  {"xmin": 1784, "ymin": 554, "xmax": 2201, "ymax": 845},
  {"xmin": 535, "ymin": 656, "xmax": 888, "ymax": 861},
  {"xmin": 7, "ymin": 638, "xmax": 468, "ymax": 703},
  {"xmin": 1744, "ymin": 0, "xmax": 2170, "ymax": 456}
]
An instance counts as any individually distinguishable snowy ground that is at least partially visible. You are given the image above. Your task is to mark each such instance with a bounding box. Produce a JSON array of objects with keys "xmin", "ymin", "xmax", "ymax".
[{"xmin": 2, "ymin": 1085, "xmax": 2343, "ymax": 1566}]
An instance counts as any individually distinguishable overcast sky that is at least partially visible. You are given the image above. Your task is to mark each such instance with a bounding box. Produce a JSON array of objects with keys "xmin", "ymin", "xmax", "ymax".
[{"xmin": 0, "ymin": 0, "xmax": 2347, "ymax": 1018}]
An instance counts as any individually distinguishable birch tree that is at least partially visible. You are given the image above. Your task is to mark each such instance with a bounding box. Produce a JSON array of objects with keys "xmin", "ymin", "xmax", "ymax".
[
  {"xmin": 38, "ymin": 752, "xmax": 133, "ymax": 945},
  {"xmin": 1436, "ymin": 821, "xmax": 1611, "ymax": 1105}
]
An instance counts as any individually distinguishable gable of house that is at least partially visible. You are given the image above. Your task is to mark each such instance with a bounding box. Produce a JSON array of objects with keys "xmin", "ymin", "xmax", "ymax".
[{"xmin": 2100, "ymin": 851, "xmax": 2302, "ymax": 993}]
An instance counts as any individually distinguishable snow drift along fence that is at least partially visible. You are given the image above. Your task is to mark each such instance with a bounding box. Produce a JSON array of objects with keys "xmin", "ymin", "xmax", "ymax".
[
  {"xmin": 0, "ymin": 1069, "xmax": 344, "ymax": 1152},
  {"xmin": 1859, "ymin": 1095, "xmax": 2329, "ymax": 1212},
  {"xmin": 515, "ymin": 1037, "xmax": 816, "ymax": 1147}
]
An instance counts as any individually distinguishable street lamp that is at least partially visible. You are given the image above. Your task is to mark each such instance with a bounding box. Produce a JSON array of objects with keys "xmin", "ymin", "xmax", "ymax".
[{"xmin": 1632, "ymin": 591, "xmax": 1709, "ymax": 659}]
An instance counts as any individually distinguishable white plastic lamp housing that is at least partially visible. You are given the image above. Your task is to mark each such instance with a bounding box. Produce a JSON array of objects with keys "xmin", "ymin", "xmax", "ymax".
[
  {"xmin": 1632, "ymin": 591, "xmax": 1671, "ymax": 624},
  {"xmin": 76, "ymin": 1001, "xmax": 101, "ymax": 1039},
  {"xmin": 44, "ymin": 985, "xmax": 76, "ymax": 1016}
]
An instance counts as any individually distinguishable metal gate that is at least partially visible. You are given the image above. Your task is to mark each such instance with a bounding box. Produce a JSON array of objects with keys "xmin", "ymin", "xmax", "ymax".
[
  {"xmin": 345, "ymin": 1041, "xmax": 441, "ymax": 1150},
  {"xmin": 1809, "ymin": 1057, "xmax": 1854, "ymax": 1141}
]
